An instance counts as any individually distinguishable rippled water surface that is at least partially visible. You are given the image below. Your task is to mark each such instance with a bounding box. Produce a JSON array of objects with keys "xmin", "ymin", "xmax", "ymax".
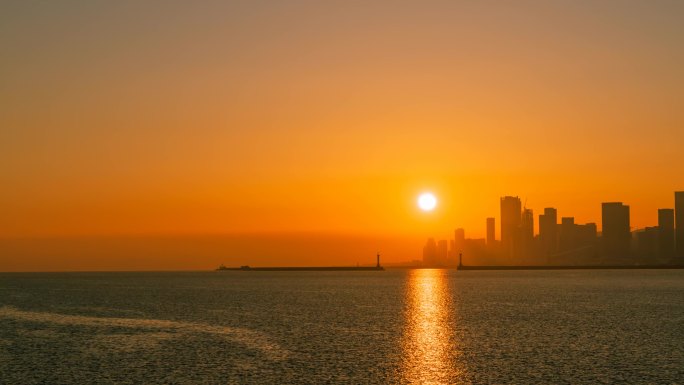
[{"xmin": 1, "ymin": 269, "xmax": 683, "ymax": 384}]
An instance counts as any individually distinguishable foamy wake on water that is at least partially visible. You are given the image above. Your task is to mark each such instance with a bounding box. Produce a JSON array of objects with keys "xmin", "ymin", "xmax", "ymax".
[{"xmin": 0, "ymin": 306, "xmax": 289, "ymax": 361}]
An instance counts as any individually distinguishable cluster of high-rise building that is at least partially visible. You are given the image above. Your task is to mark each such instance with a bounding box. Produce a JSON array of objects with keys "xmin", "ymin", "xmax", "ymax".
[{"xmin": 422, "ymin": 191, "xmax": 684, "ymax": 266}]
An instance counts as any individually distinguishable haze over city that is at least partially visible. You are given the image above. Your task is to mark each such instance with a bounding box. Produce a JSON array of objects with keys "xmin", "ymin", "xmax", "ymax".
[{"xmin": 2, "ymin": 1, "xmax": 683, "ymax": 271}]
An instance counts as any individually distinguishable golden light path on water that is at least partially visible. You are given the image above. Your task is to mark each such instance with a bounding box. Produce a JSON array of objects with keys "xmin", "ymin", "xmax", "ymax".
[{"xmin": 401, "ymin": 269, "xmax": 465, "ymax": 384}]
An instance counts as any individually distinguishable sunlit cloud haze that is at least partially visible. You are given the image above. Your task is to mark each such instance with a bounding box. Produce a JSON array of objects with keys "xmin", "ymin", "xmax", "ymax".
[{"xmin": 1, "ymin": 1, "xmax": 683, "ymax": 270}]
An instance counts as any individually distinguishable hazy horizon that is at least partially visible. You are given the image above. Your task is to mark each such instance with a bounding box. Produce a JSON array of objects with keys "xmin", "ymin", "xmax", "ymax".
[{"xmin": 0, "ymin": 232, "xmax": 428, "ymax": 272}]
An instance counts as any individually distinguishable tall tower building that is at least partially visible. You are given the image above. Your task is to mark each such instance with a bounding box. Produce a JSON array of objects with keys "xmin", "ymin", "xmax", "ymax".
[
  {"xmin": 602, "ymin": 202, "xmax": 631, "ymax": 258},
  {"xmin": 486, "ymin": 217, "xmax": 496, "ymax": 246},
  {"xmin": 539, "ymin": 208, "xmax": 558, "ymax": 256},
  {"xmin": 454, "ymin": 228, "xmax": 465, "ymax": 251},
  {"xmin": 676, "ymin": 192, "xmax": 684, "ymax": 258},
  {"xmin": 423, "ymin": 238, "xmax": 437, "ymax": 266},
  {"xmin": 658, "ymin": 208, "xmax": 675, "ymax": 257},
  {"xmin": 500, "ymin": 196, "xmax": 522, "ymax": 257},
  {"xmin": 437, "ymin": 240, "xmax": 449, "ymax": 266},
  {"xmin": 521, "ymin": 208, "xmax": 534, "ymax": 256},
  {"xmin": 559, "ymin": 217, "xmax": 576, "ymax": 252},
  {"xmin": 578, "ymin": 223, "xmax": 598, "ymax": 246}
]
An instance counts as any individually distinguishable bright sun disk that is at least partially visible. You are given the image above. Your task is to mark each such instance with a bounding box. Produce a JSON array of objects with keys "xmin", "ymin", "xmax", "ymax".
[{"xmin": 418, "ymin": 193, "xmax": 437, "ymax": 211}]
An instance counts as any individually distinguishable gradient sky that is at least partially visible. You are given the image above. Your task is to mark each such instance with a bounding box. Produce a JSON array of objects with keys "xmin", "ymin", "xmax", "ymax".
[{"xmin": 1, "ymin": 1, "xmax": 683, "ymax": 270}]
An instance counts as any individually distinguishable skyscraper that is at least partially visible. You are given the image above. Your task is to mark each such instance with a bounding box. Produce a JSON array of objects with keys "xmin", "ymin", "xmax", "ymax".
[
  {"xmin": 437, "ymin": 240, "xmax": 448, "ymax": 266},
  {"xmin": 486, "ymin": 217, "xmax": 496, "ymax": 246},
  {"xmin": 577, "ymin": 222, "xmax": 598, "ymax": 248},
  {"xmin": 602, "ymin": 202, "xmax": 631, "ymax": 257},
  {"xmin": 500, "ymin": 196, "xmax": 522, "ymax": 257},
  {"xmin": 454, "ymin": 228, "xmax": 465, "ymax": 252},
  {"xmin": 539, "ymin": 208, "xmax": 558, "ymax": 256},
  {"xmin": 676, "ymin": 192, "xmax": 684, "ymax": 258},
  {"xmin": 559, "ymin": 217, "xmax": 576, "ymax": 252},
  {"xmin": 521, "ymin": 208, "xmax": 534, "ymax": 256},
  {"xmin": 636, "ymin": 227, "xmax": 659, "ymax": 257},
  {"xmin": 658, "ymin": 208, "xmax": 675, "ymax": 257},
  {"xmin": 423, "ymin": 238, "xmax": 437, "ymax": 266}
]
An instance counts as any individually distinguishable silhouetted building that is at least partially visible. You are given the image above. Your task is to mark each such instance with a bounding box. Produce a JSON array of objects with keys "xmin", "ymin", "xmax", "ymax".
[
  {"xmin": 578, "ymin": 223, "xmax": 597, "ymax": 245},
  {"xmin": 437, "ymin": 240, "xmax": 448, "ymax": 266},
  {"xmin": 539, "ymin": 208, "xmax": 558, "ymax": 256},
  {"xmin": 658, "ymin": 208, "xmax": 675, "ymax": 257},
  {"xmin": 423, "ymin": 238, "xmax": 437, "ymax": 265},
  {"xmin": 602, "ymin": 202, "xmax": 631, "ymax": 257},
  {"xmin": 676, "ymin": 192, "xmax": 684, "ymax": 258},
  {"xmin": 486, "ymin": 217, "xmax": 496, "ymax": 246},
  {"xmin": 449, "ymin": 240, "xmax": 456, "ymax": 260},
  {"xmin": 521, "ymin": 208, "xmax": 534, "ymax": 256},
  {"xmin": 449, "ymin": 228, "xmax": 466, "ymax": 265},
  {"xmin": 454, "ymin": 228, "xmax": 465, "ymax": 251},
  {"xmin": 464, "ymin": 238, "xmax": 487, "ymax": 258},
  {"xmin": 500, "ymin": 196, "xmax": 522, "ymax": 257},
  {"xmin": 635, "ymin": 227, "xmax": 659, "ymax": 257},
  {"xmin": 559, "ymin": 217, "xmax": 576, "ymax": 252},
  {"xmin": 553, "ymin": 217, "xmax": 598, "ymax": 261}
]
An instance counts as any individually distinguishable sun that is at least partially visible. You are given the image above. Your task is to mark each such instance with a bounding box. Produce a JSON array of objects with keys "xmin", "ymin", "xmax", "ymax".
[{"xmin": 417, "ymin": 192, "xmax": 437, "ymax": 211}]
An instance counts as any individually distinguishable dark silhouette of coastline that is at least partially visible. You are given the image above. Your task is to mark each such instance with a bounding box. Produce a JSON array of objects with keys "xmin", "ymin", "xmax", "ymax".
[
  {"xmin": 217, "ymin": 266, "xmax": 385, "ymax": 271},
  {"xmin": 217, "ymin": 252, "xmax": 384, "ymax": 271},
  {"xmin": 457, "ymin": 264, "xmax": 684, "ymax": 271}
]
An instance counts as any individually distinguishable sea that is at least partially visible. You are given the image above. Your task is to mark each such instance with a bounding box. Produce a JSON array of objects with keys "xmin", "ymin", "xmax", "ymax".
[{"xmin": 1, "ymin": 269, "xmax": 683, "ymax": 384}]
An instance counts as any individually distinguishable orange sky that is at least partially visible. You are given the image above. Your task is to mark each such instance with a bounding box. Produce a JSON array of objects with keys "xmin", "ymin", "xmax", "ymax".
[{"xmin": 1, "ymin": 1, "xmax": 683, "ymax": 270}]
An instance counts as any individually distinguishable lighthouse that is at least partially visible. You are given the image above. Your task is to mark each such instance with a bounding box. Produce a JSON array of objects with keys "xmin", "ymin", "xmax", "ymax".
[{"xmin": 376, "ymin": 252, "xmax": 381, "ymax": 268}]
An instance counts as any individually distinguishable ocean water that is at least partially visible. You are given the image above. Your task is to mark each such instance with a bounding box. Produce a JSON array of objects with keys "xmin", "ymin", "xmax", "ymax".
[{"xmin": 1, "ymin": 269, "xmax": 683, "ymax": 384}]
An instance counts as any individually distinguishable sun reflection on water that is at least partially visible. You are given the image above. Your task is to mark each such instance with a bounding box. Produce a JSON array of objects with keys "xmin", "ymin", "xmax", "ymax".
[{"xmin": 401, "ymin": 269, "xmax": 465, "ymax": 384}]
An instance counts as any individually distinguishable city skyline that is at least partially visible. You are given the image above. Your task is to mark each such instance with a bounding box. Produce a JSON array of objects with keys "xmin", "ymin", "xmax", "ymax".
[{"xmin": 422, "ymin": 190, "xmax": 684, "ymax": 266}]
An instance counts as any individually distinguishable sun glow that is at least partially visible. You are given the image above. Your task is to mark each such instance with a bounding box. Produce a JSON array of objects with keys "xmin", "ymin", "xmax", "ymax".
[{"xmin": 417, "ymin": 193, "xmax": 437, "ymax": 211}]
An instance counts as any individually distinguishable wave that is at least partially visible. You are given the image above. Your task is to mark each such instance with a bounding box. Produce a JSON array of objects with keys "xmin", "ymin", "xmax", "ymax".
[{"xmin": 0, "ymin": 306, "xmax": 289, "ymax": 360}]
